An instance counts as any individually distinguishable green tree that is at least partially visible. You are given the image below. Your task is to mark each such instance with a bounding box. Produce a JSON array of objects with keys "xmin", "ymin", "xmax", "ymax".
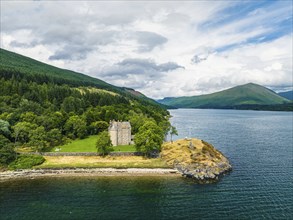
[
  {"xmin": 64, "ymin": 115, "xmax": 87, "ymax": 139},
  {"xmin": 129, "ymin": 112, "xmax": 148, "ymax": 134},
  {"xmin": 61, "ymin": 96, "xmax": 84, "ymax": 114},
  {"xmin": 0, "ymin": 135, "xmax": 16, "ymax": 165},
  {"xmin": 89, "ymin": 121, "xmax": 109, "ymax": 135},
  {"xmin": 96, "ymin": 131, "xmax": 113, "ymax": 156},
  {"xmin": 38, "ymin": 112, "xmax": 65, "ymax": 131},
  {"xmin": 159, "ymin": 119, "xmax": 171, "ymax": 141},
  {"xmin": 46, "ymin": 128, "xmax": 63, "ymax": 147},
  {"xmin": 134, "ymin": 121, "xmax": 164, "ymax": 155},
  {"xmin": 28, "ymin": 126, "xmax": 48, "ymax": 152},
  {"xmin": 20, "ymin": 112, "xmax": 38, "ymax": 123},
  {"xmin": 170, "ymin": 126, "xmax": 178, "ymax": 143},
  {"xmin": 19, "ymin": 99, "xmax": 43, "ymax": 114},
  {"xmin": 0, "ymin": 119, "xmax": 11, "ymax": 137},
  {"xmin": 12, "ymin": 122, "xmax": 38, "ymax": 144}
]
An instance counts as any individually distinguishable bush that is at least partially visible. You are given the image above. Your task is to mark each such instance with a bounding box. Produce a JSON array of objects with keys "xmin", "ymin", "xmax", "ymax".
[{"xmin": 8, "ymin": 154, "xmax": 45, "ymax": 170}]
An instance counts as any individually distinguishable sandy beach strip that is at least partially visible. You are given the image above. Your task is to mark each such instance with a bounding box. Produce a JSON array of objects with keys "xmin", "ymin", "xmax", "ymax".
[{"xmin": 0, "ymin": 168, "xmax": 180, "ymax": 181}]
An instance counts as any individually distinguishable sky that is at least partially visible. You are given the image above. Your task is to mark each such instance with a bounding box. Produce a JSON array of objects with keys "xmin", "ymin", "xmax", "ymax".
[{"xmin": 1, "ymin": 0, "xmax": 292, "ymax": 99}]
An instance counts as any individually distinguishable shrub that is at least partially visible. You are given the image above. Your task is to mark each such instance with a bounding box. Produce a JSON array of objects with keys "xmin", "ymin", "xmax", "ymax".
[{"xmin": 8, "ymin": 154, "xmax": 45, "ymax": 170}]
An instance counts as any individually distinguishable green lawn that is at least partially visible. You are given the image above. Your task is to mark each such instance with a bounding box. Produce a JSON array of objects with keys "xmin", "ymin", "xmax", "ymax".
[
  {"xmin": 51, "ymin": 135, "xmax": 136, "ymax": 152},
  {"xmin": 113, "ymin": 145, "xmax": 136, "ymax": 152}
]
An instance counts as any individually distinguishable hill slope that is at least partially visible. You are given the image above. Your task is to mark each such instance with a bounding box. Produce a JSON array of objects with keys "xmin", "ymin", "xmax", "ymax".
[
  {"xmin": 158, "ymin": 83, "xmax": 290, "ymax": 108},
  {"xmin": 278, "ymin": 91, "xmax": 293, "ymax": 101},
  {"xmin": 0, "ymin": 48, "xmax": 111, "ymax": 88},
  {"xmin": 0, "ymin": 48, "xmax": 163, "ymax": 108}
]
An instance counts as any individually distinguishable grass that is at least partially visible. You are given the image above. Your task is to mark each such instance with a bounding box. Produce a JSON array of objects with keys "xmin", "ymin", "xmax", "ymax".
[
  {"xmin": 36, "ymin": 156, "xmax": 170, "ymax": 169},
  {"xmin": 114, "ymin": 145, "xmax": 136, "ymax": 152},
  {"xmin": 51, "ymin": 135, "xmax": 136, "ymax": 152},
  {"xmin": 52, "ymin": 136, "xmax": 98, "ymax": 152},
  {"xmin": 161, "ymin": 138, "xmax": 226, "ymax": 167}
]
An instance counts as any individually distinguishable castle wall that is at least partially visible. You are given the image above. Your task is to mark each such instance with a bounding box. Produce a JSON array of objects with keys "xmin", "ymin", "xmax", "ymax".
[
  {"xmin": 120, "ymin": 127, "xmax": 131, "ymax": 145},
  {"xmin": 109, "ymin": 129, "xmax": 118, "ymax": 146},
  {"xmin": 109, "ymin": 121, "xmax": 131, "ymax": 146}
]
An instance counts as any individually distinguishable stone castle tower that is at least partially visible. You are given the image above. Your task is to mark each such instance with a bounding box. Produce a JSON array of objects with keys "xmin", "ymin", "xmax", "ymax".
[{"xmin": 108, "ymin": 120, "xmax": 131, "ymax": 146}]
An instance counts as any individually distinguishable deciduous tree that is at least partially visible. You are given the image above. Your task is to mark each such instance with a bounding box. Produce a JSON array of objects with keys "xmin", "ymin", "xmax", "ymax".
[
  {"xmin": 170, "ymin": 126, "xmax": 178, "ymax": 143},
  {"xmin": 96, "ymin": 131, "xmax": 113, "ymax": 156},
  {"xmin": 134, "ymin": 121, "xmax": 164, "ymax": 156},
  {"xmin": 0, "ymin": 135, "xmax": 16, "ymax": 165}
]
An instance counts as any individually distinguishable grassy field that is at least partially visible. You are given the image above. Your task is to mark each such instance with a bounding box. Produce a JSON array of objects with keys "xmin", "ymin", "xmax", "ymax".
[
  {"xmin": 36, "ymin": 156, "xmax": 170, "ymax": 169},
  {"xmin": 51, "ymin": 135, "xmax": 136, "ymax": 152}
]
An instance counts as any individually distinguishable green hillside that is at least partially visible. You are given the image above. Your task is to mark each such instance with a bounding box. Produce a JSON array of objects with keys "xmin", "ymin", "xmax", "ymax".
[
  {"xmin": 158, "ymin": 83, "xmax": 290, "ymax": 108},
  {"xmin": 0, "ymin": 48, "xmax": 164, "ymax": 108},
  {"xmin": 0, "ymin": 48, "xmax": 111, "ymax": 88}
]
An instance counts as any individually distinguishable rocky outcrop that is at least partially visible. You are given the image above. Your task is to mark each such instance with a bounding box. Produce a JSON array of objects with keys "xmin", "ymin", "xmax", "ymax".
[{"xmin": 161, "ymin": 139, "xmax": 232, "ymax": 183}]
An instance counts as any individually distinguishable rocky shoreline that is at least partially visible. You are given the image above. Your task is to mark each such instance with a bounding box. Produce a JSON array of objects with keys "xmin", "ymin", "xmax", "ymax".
[
  {"xmin": 161, "ymin": 138, "xmax": 232, "ymax": 183},
  {"xmin": 0, "ymin": 168, "xmax": 180, "ymax": 181},
  {"xmin": 175, "ymin": 161, "xmax": 232, "ymax": 183}
]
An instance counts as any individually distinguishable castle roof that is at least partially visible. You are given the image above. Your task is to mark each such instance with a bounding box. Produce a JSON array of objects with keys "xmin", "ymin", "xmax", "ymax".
[{"xmin": 109, "ymin": 120, "xmax": 131, "ymax": 130}]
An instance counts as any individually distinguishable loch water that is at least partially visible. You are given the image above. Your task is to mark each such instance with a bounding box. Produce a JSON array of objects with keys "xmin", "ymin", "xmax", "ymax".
[{"xmin": 1, "ymin": 109, "xmax": 292, "ymax": 219}]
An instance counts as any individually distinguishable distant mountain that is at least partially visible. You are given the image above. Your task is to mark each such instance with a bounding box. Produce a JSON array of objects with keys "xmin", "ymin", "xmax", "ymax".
[
  {"xmin": 278, "ymin": 91, "xmax": 293, "ymax": 101},
  {"xmin": 158, "ymin": 83, "xmax": 291, "ymax": 109}
]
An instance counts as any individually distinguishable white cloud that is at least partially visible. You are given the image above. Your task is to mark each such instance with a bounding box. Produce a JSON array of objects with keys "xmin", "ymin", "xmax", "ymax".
[{"xmin": 1, "ymin": 1, "xmax": 292, "ymax": 99}]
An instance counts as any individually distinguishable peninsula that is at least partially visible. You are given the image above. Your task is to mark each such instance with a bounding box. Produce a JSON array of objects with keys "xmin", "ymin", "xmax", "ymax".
[{"xmin": 0, "ymin": 138, "xmax": 232, "ymax": 183}]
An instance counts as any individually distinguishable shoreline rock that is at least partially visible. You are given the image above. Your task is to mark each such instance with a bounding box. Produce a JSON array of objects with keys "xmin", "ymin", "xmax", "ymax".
[{"xmin": 161, "ymin": 138, "xmax": 232, "ymax": 183}]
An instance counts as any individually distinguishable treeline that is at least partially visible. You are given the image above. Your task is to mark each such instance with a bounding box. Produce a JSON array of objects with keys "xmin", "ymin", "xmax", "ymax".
[
  {"xmin": 0, "ymin": 75, "xmax": 170, "ymax": 165},
  {"xmin": 184, "ymin": 103, "xmax": 293, "ymax": 111},
  {"xmin": 233, "ymin": 103, "xmax": 293, "ymax": 111}
]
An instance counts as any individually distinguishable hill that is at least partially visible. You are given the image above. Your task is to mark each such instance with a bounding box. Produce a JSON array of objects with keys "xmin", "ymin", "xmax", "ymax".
[
  {"xmin": 0, "ymin": 48, "xmax": 111, "ymax": 88},
  {"xmin": 158, "ymin": 83, "xmax": 290, "ymax": 109},
  {"xmin": 278, "ymin": 91, "xmax": 293, "ymax": 100},
  {"xmin": 0, "ymin": 48, "xmax": 164, "ymax": 108}
]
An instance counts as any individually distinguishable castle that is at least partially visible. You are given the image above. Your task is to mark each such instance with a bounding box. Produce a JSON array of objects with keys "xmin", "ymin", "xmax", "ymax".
[{"xmin": 108, "ymin": 120, "xmax": 132, "ymax": 146}]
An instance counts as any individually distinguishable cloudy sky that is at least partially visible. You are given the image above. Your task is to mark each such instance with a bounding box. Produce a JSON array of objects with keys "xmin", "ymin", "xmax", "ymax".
[{"xmin": 1, "ymin": 1, "xmax": 292, "ymax": 99}]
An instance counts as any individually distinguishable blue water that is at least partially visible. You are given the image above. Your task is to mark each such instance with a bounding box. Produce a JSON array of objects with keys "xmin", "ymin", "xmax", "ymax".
[{"xmin": 1, "ymin": 109, "xmax": 292, "ymax": 219}]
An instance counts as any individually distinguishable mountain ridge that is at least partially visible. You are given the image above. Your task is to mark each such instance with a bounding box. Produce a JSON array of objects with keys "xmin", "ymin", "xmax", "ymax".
[
  {"xmin": 158, "ymin": 83, "xmax": 290, "ymax": 109},
  {"xmin": 278, "ymin": 90, "xmax": 293, "ymax": 101}
]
